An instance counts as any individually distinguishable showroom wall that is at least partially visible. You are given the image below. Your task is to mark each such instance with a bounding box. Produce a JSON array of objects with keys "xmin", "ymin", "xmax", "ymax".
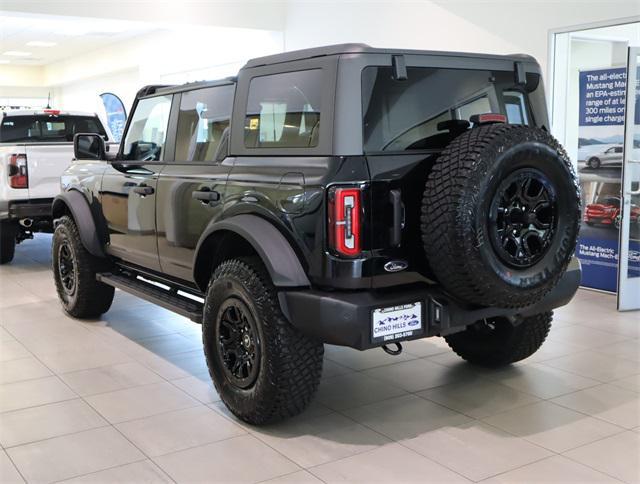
[
  {"xmin": 284, "ymin": 0, "xmax": 640, "ymax": 78},
  {"xmin": 46, "ymin": 27, "xmax": 283, "ymax": 112}
]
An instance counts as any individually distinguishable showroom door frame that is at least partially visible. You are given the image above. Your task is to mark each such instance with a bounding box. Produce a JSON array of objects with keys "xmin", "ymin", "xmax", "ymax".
[
  {"xmin": 547, "ymin": 15, "xmax": 640, "ymax": 150},
  {"xmin": 617, "ymin": 46, "xmax": 640, "ymax": 311}
]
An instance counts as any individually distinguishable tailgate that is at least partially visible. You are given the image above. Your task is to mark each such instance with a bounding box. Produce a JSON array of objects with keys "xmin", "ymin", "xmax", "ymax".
[
  {"xmin": 24, "ymin": 143, "xmax": 74, "ymax": 199},
  {"xmin": 366, "ymin": 153, "xmax": 438, "ymax": 286}
]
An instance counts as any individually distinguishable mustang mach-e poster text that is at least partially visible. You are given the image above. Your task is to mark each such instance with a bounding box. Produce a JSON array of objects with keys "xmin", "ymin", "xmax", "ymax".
[{"xmin": 577, "ymin": 66, "xmax": 640, "ymax": 291}]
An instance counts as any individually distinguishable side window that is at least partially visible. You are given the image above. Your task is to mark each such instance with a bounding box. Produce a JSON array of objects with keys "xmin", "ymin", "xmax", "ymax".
[
  {"xmin": 503, "ymin": 91, "xmax": 529, "ymax": 125},
  {"xmin": 122, "ymin": 95, "xmax": 172, "ymax": 161},
  {"xmin": 456, "ymin": 96, "xmax": 492, "ymax": 123},
  {"xmin": 244, "ymin": 69, "xmax": 323, "ymax": 148},
  {"xmin": 174, "ymin": 85, "xmax": 234, "ymax": 162},
  {"xmin": 615, "ymin": 147, "xmax": 623, "ymax": 153}
]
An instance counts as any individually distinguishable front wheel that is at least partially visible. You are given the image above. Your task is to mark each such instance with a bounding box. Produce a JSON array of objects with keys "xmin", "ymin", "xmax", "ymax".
[
  {"xmin": 588, "ymin": 157, "xmax": 601, "ymax": 169},
  {"xmin": 203, "ymin": 257, "xmax": 324, "ymax": 425},
  {"xmin": 445, "ymin": 312, "xmax": 552, "ymax": 367},
  {"xmin": 52, "ymin": 215, "xmax": 114, "ymax": 318}
]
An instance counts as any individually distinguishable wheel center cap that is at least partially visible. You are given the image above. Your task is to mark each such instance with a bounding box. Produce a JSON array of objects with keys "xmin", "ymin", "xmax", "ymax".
[{"xmin": 242, "ymin": 334, "xmax": 251, "ymax": 349}]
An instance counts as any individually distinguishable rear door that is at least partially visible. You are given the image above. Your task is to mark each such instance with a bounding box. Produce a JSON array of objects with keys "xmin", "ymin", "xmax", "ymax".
[
  {"xmin": 101, "ymin": 94, "xmax": 172, "ymax": 271},
  {"xmin": 156, "ymin": 84, "xmax": 235, "ymax": 282}
]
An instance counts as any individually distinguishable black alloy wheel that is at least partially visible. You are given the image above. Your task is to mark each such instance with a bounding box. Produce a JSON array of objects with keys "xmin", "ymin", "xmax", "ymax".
[
  {"xmin": 489, "ymin": 168, "xmax": 558, "ymax": 269},
  {"xmin": 215, "ymin": 298, "xmax": 261, "ymax": 389},
  {"xmin": 57, "ymin": 241, "xmax": 77, "ymax": 297}
]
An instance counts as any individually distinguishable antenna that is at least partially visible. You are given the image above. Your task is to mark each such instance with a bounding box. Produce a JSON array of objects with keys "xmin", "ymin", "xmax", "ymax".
[{"xmin": 46, "ymin": 92, "xmax": 51, "ymax": 109}]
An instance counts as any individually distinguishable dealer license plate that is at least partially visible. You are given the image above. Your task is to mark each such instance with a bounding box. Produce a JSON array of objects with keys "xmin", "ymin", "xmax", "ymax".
[{"xmin": 371, "ymin": 302, "xmax": 423, "ymax": 343}]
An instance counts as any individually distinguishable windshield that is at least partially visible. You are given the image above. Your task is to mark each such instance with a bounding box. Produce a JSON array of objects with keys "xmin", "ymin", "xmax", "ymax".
[
  {"xmin": 362, "ymin": 66, "xmax": 534, "ymax": 152},
  {"xmin": 0, "ymin": 115, "xmax": 106, "ymax": 143}
]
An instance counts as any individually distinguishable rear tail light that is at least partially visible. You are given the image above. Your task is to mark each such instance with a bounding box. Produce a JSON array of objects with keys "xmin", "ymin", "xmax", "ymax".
[
  {"xmin": 328, "ymin": 186, "xmax": 362, "ymax": 257},
  {"xmin": 8, "ymin": 154, "xmax": 28, "ymax": 189}
]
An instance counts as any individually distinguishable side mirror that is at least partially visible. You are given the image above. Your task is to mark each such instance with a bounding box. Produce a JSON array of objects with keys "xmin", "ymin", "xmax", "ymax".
[{"xmin": 74, "ymin": 133, "xmax": 106, "ymax": 160}]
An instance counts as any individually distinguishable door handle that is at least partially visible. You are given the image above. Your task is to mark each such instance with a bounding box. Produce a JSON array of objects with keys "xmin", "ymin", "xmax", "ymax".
[
  {"xmin": 192, "ymin": 188, "xmax": 221, "ymax": 203},
  {"xmin": 132, "ymin": 185, "xmax": 154, "ymax": 196}
]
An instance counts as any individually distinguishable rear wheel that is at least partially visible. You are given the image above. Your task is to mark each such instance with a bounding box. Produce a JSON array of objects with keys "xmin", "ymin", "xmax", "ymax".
[
  {"xmin": 0, "ymin": 220, "xmax": 16, "ymax": 264},
  {"xmin": 445, "ymin": 312, "xmax": 552, "ymax": 366},
  {"xmin": 203, "ymin": 257, "xmax": 324, "ymax": 425},
  {"xmin": 52, "ymin": 215, "xmax": 114, "ymax": 318}
]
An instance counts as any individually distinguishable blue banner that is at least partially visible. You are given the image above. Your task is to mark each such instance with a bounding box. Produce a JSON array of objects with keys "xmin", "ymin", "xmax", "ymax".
[
  {"xmin": 579, "ymin": 67, "xmax": 626, "ymax": 126},
  {"xmin": 100, "ymin": 93, "xmax": 127, "ymax": 143}
]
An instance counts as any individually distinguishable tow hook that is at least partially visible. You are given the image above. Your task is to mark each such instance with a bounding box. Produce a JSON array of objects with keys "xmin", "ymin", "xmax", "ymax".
[{"xmin": 382, "ymin": 342, "xmax": 403, "ymax": 356}]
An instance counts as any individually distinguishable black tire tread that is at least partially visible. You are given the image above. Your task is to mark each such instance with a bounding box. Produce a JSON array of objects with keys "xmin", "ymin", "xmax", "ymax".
[
  {"xmin": 445, "ymin": 311, "xmax": 553, "ymax": 366},
  {"xmin": 420, "ymin": 124, "xmax": 580, "ymax": 308},
  {"xmin": 52, "ymin": 215, "xmax": 114, "ymax": 318},
  {"xmin": 0, "ymin": 221, "xmax": 16, "ymax": 264},
  {"xmin": 203, "ymin": 257, "xmax": 323, "ymax": 425}
]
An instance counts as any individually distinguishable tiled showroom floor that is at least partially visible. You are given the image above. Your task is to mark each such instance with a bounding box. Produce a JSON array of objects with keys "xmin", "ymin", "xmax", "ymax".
[{"xmin": 0, "ymin": 234, "xmax": 639, "ymax": 483}]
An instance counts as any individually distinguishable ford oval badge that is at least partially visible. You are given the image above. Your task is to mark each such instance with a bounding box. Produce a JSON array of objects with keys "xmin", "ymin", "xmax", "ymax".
[{"xmin": 384, "ymin": 260, "xmax": 408, "ymax": 273}]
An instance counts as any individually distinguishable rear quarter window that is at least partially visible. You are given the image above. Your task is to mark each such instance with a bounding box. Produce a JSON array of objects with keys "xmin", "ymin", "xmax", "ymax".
[
  {"xmin": 0, "ymin": 115, "xmax": 107, "ymax": 143},
  {"xmin": 244, "ymin": 69, "xmax": 323, "ymax": 149}
]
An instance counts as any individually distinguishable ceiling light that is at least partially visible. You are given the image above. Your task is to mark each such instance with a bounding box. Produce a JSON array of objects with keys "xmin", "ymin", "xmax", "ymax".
[
  {"xmin": 26, "ymin": 41, "xmax": 57, "ymax": 47},
  {"xmin": 3, "ymin": 51, "xmax": 32, "ymax": 57}
]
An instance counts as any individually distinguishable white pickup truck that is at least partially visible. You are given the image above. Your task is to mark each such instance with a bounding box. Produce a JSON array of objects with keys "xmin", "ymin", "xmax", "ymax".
[{"xmin": 0, "ymin": 109, "xmax": 112, "ymax": 263}]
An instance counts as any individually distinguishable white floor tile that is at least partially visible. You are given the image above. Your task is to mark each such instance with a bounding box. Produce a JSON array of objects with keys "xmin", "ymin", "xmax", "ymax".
[
  {"xmin": 403, "ymin": 421, "xmax": 553, "ymax": 481},
  {"xmin": 551, "ymin": 383, "xmax": 640, "ymax": 429},
  {"xmin": 153, "ymin": 435, "xmax": 300, "ymax": 483},
  {"xmin": 564, "ymin": 431, "xmax": 640, "ymax": 483},
  {"xmin": 6, "ymin": 427, "xmax": 144, "ymax": 483},
  {"xmin": 0, "ymin": 398, "xmax": 107, "ymax": 448},
  {"xmin": 116, "ymin": 406, "xmax": 245, "ymax": 457},
  {"xmin": 482, "ymin": 400, "xmax": 623, "ymax": 453},
  {"xmin": 85, "ymin": 381, "xmax": 199, "ymax": 424}
]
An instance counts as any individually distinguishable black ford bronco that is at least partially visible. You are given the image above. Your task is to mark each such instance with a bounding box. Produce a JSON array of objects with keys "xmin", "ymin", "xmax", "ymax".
[{"xmin": 52, "ymin": 44, "xmax": 581, "ymax": 424}]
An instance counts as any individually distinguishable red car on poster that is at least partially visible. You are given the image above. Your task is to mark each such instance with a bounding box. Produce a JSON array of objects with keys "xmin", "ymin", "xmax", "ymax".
[{"xmin": 584, "ymin": 196, "xmax": 640, "ymax": 229}]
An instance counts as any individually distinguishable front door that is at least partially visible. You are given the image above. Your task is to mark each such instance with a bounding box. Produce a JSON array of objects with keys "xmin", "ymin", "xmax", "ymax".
[
  {"xmin": 617, "ymin": 46, "xmax": 640, "ymax": 311},
  {"xmin": 101, "ymin": 94, "xmax": 173, "ymax": 271},
  {"xmin": 156, "ymin": 84, "xmax": 235, "ymax": 282}
]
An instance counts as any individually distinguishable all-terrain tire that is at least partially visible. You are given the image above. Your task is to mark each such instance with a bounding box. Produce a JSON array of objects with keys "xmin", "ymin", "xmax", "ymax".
[
  {"xmin": 0, "ymin": 220, "xmax": 16, "ymax": 264},
  {"xmin": 445, "ymin": 311, "xmax": 552, "ymax": 366},
  {"xmin": 52, "ymin": 215, "xmax": 114, "ymax": 318},
  {"xmin": 203, "ymin": 257, "xmax": 324, "ymax": 425},
  {"xmin": 421, "ymin": 124, "xmax": 580, "ymax": 308}
]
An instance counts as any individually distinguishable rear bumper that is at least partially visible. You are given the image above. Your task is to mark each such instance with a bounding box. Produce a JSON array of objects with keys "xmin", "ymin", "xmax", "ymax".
[
  {"xmin": 8, "ymin": 199, "xmax": 53, "ymax": 219},
  {"xmin": 280, "ymin": 257, "xmax": 581, "ymax": 350}
]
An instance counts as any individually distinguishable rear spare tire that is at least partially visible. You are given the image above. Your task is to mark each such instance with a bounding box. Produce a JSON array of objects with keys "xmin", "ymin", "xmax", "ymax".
[{"xmin": 421, "ymin": 124, "xmax": 580, "ymax": 308}]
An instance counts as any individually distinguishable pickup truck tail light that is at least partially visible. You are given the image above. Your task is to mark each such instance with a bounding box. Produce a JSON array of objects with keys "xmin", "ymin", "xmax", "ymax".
[
  {"xmin": 8, "ymin": 154, "xmax": 28, "ymax": 189},
  {"xmin": 328, "ymin": 186, "xmax": 362, "ymax": 257}
]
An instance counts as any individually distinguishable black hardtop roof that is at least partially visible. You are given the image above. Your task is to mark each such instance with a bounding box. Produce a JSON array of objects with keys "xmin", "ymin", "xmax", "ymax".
[
  {"xmin": 242, "ymin": 43, "xmax": 536, "ymax": 68},
  {"xmin": 138, "ymin": 44, "xmax": 536, "ymax": 99},
  {"xmin": 141, "ymin": 77, "xmax": 236, "ymax": 98}
]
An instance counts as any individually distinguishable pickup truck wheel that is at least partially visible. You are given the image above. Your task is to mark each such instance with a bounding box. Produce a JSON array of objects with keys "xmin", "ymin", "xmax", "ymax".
[
  {"xmin": 421, "ymin": 124, "xmax": 580, "ymax": 308},
  {"xmin": 203, "ymin": 257, "xmax": 324, "ymax": 425},
  {"xmin": 52, "ymin": 215, "xmax": 114, "ymax": 318},
  {"xmin": 445, "ymin": 311, "xmax": 552, "ymax": 366},
  {"xmin": 0, "ymin": 220, "xmax": 16, "ymax": 264}
]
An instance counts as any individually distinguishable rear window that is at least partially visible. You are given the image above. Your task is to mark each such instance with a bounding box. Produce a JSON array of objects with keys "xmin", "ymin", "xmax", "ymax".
[
  {"xmin": 362, "ymin": 66, "xmax": 533, "ymax": 152},
  {"xmin": 244, "ymin": 69, "xmax": 323, "ymax": 149},
  {"xmin": 0, "ymin": 115, "xmax": 107, "ymax": 143}
]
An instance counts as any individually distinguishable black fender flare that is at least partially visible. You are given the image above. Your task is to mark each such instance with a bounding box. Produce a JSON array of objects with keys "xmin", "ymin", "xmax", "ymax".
[
  {"xmin": 194, "ymin": 214, "xmax": 310, "ymax": 288},
  {"xmin": 52, "ymin": 190, "xmax": 105, "ymax": 258}
]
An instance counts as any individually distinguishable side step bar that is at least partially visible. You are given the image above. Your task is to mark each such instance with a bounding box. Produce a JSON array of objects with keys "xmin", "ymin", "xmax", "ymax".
[{"xmin": 96, "ymin": 272, "xmax": 204, "ymax": 323}]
